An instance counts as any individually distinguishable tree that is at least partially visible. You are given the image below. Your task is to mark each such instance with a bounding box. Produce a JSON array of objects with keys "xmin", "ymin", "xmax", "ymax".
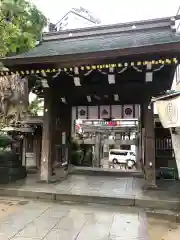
[
  {"xmin": 0, "ymin": 0, "xmax": 47, "ymax": 57},
  {"xmin": 0, "ymin": 0, "xmax": 47, "ymax": 126},
  {"xmin": 28, "ymin": 96, "xmax": 43, "ymax": 116}
]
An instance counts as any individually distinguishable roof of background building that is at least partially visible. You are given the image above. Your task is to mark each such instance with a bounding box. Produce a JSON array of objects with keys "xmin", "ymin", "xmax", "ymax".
[{"xmin": 55, "ymin": 7, "xmax": 101, "ymax": 27}]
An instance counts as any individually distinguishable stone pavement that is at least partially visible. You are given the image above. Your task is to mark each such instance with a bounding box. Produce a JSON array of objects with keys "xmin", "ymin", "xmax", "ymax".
[
  {"xmin": 0, "ymin": 198, "xmax": 149, "ymax": 240},
  {"xmin": 148, "ymin": 216, "xmax": 180, "ymax": 240},
  {"xmin": 0, "ymin": 174, "xmax": 180, "ymax": 210},
  {"xmin": 1, "ymin": 174, "xmax": 144, "ymax": 198}
]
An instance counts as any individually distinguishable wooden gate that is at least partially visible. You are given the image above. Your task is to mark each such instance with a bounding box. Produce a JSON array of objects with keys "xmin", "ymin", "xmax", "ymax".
[{"xmin": 155, "ymin": 122, "xmax": 176, "ymax": 169}]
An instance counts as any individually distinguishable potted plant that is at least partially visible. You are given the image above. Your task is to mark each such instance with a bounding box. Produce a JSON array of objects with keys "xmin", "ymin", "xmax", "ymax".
[
  {"xmin": 0, "ymin": 133, "xmax": 26, "ymax": 183},
  {"xmin": 70, "ymin": 137, "xmax": 83, "ymax": 166}
]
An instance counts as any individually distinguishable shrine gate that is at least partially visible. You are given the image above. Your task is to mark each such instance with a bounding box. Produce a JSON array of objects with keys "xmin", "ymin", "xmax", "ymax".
[{"xmin": 1, "ymin": 16, "xmax": 180, "ymax": 188}]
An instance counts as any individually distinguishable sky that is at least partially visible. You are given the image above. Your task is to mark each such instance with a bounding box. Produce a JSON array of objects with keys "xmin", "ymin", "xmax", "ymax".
[{"xmin": 33, "ymin": 0, "xmax": 180, "ymax": 25}]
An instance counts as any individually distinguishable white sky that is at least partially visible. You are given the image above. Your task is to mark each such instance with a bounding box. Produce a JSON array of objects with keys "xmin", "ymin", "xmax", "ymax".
[{"xmin": 33, "ymin": 0, "xmax": 180, "ymax": 24}]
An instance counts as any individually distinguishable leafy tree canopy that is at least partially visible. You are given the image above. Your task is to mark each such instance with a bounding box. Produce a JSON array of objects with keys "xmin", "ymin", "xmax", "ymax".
[
  {"xmin": 28, "ymin": 96, "xmax": 43, "ymax": 116},
  {"xmin": 0, "ymin": 0, "xmax": 47, "ymax": 57}
]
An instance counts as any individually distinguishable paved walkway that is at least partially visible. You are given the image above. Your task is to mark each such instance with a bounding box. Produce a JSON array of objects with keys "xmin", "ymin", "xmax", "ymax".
[
  {"xmin": 1, "ymin": 174, "xmax": 180, "ymax": 199},
  {"xmin": 0, "ymin": 198, "xmax": 149, "ymax": 240},
  {"xmin": 1, "ymin": 174, "xmax": 144, "ymax": 197},
  {"xmin": 0, "ymin": 175, "xmax": 180, "ymax": 210},
  {"xmin": 148, "ymin": 217, "xmax": 180, "ymax": 240}
]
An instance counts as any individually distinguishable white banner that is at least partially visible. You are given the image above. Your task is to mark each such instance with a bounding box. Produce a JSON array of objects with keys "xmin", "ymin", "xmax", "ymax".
[
  {"xmin": 154, "ymin": 96, "xmax": 180, "ymax": 128},
  {"xmin": 111, "ymin": 105, "xmax": 122, "ymax": 119},
  {"xmin": 100, "ymin": 105, "xmax": 110, "ymax": 119},
  {"xmin": 77, "ymin": 106, "xmax": 87, "ymax": 119},
  {"xmin": 123, "ymin": 105, "xmax": 134, "ymax": 119},
  {"xmin": 88, "ymin": 106, "xmax": 98, "ymax": 119}
]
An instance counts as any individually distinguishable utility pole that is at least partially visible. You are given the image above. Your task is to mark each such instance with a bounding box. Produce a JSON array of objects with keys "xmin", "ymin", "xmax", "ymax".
[
  {"xmin": 176, "ymin": 5, "xmax": 180, "ymax": 31},
  {"xmin": 176, "ymin": 5, "xmax": 180, "ymax": 16}
]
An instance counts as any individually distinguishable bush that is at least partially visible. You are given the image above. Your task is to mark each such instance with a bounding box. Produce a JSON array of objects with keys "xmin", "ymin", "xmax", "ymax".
[
  {"xmin": 70, "ymin": 137, "xmax": 80, "ymax": 150},
  {"xmin": 109, "ymin": 144, "xmax": 115, "ymax": 150},
  {"xmin": 0, "ymin": 134, "xmax": 15, "ymax": 149},
  {"xmin": 70, "ymin": 150, "xmax": 83, "ymax": 166},
  {"xmin": 0, "ymin": 150, "xmax": 18, "ymax": 162}
]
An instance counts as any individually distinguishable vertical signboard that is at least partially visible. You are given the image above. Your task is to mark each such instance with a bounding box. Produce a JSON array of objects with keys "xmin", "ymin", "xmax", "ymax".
[{"xmin": 71, "ymin": 107, "xmax": 76, "ymax": 135}]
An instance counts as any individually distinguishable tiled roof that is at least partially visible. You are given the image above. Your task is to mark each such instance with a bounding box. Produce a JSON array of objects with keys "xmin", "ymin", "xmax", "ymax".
[
  {"xmin": 152, "ymin": 91, "xmax": 180, "ymax": 102},
  {"xmin": 6, "ymin": 30, "xmax": 180, "ymax": 59},
  {"xmin": 2, "ymin": 16, "xmax": 180, "ymax": 61}
]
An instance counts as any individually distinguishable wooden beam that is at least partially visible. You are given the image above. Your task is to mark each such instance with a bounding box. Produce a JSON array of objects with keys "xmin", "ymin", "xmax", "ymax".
[
  {"xmin": 53, "ymin": 82, "xmax": 145, "ymax": 105},
  {"xmin": 53, "ymin": 82, "xmax": 145, "ymax": 96}
]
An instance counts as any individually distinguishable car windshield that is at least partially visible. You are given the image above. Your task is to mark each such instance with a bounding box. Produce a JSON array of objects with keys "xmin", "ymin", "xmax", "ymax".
[
  {"xmin": 130, "ymin": 152, "xmax": 136, "ymax": 156},
  {"xmin": 110, "ymin": 151, "xmax": 128, "ymax": 156}
]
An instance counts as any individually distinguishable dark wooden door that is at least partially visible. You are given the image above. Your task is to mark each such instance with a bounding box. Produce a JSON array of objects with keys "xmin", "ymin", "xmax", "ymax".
[{"xmin": 155, "ymin": 123, "xmax": 175, "ymax": 169}]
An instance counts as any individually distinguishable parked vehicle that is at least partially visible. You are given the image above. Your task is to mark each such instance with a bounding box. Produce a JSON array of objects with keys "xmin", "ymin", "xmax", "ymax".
[{"xmin": 108, "ymin": 149, "xmax": 136, "ymax": 169}]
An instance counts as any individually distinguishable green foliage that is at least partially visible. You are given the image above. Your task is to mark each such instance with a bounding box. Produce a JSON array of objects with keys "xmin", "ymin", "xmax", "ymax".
[
  {"xmin": 0, "ymin": 0, "xmax": 47, "ymax": 57},
  {"xmin": 28, "ymin": 96, "xmax": 43, "ymax": 116},
  {"xmin": 70, "ymin": 150, "xmax": 83, "ymax": 166},
  {"xmin": 0, "ymin": 150, "xmax": 16, "ymax": 161},
  {"xmin": 0, "ymin": 134, "xmax": 14, "ymax": 148},
  {"xmin": 109, "ymin": 144, "xmax": 115, "ymax": 149},
  {"xmin": 70, "ymin": 137, "xmax": 80, "ymax": 151},
  {"xmin": 69, "ymin": 137, "xmax": 84, "ymax": 165}
]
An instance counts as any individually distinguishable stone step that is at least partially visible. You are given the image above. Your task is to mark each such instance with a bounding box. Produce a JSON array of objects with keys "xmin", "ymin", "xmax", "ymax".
[{"xmin": 0, "ymin": 187, "xmax": 179, "ymax": 211}]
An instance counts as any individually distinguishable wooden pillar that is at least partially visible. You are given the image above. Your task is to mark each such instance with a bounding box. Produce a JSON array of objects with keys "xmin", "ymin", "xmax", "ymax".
[
  {"xmin": 136, "ymin": 114, "xmax": 142, "ymax": 170},
  {"xmin": 40, "ymin": 89, "xmax": 53, "ymax": 182},
  {"xmin": 33, "ymin": 138, "xmax": 37, "ymax": 167},
  {"xmin": 135, "ymin": 136, "xmax": 140, "ymax": 169},
  {"xmin": 143, "ymin": 102, "xmax": 156, "ymax": 188},
  {"xmin": 34, "ymin": 133, "xmax": 41, "ymax": 169},
  {"xmin": 94, "ymin": 133, "xmax": 101, "ymax": 167},
  {"xmin": 22, "ymin": 137, "xmax": 27, "ymax": 167}
]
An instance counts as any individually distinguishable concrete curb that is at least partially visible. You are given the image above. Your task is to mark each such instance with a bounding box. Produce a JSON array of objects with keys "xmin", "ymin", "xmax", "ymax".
[
  {"xmin": 0, "ymin": 188, "xmax": 180, "ymax": 211},
  {"xmin": 135, "ymin": 198, "xmax": 180, "ymax": 210},
  {"xmin": 0, "ymin": 188, "xmax": 134, "ymax": 206},
  {"xmin": 145, "ymin": 209, "xmax": 180, "ymax": 222},
  {"xmin": 70, "ymin": 167, "xmax": 144, "ymax": 178}
]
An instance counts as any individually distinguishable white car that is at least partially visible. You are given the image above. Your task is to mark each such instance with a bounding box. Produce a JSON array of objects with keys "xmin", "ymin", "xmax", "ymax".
[{"xmin": 108, "ymin": 149, "xmax": 136, "ymax": 166}]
